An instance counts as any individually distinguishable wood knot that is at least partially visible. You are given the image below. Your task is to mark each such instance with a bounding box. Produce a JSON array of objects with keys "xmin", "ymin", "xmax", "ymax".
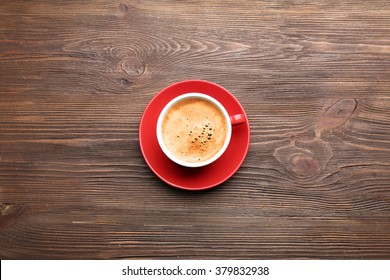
[
  {"xmin": 1, "ymin": 203, "xmax": 17, "ymax": 216},
  {"xmin": 290, "ymin": 155, "xmax": 321, "ymax": 178},
  {"xmin": 273, "ymin": 138, "xmax": 333, "ymax": 181},
  {"xmin": 317, "ymin": 99, "xmax": 358, "ymax": 132},
  {"xmin": 117, "ymin": 78, "xmax": 130, "ymax": 86},
  {"xmin": 121, "ymin": 57, "xmax": 145, "ymax": 77},
  {"xmin": 119, "ymin": 2, "xmax": 129, "ymax": 12},
  {"xmin": 0, "ymin": 203, "xmax": 25, "ymax": 228}
]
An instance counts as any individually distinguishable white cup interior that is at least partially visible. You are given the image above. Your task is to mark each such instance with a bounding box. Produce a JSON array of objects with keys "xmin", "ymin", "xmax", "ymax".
[{"xmin": 156, "ymin": 93, "xmax": 232, "ymax": 168}]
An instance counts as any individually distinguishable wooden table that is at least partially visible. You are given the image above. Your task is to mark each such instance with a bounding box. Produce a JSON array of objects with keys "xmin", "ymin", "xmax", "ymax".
[{"xmin": 1, "ymin": 0, "xmax": 389, "ymax": 259}]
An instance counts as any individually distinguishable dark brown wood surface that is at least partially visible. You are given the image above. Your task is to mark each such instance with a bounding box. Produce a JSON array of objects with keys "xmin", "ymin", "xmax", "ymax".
[{"xmin": 1, "ymin": 0, "xmax": 389, "ymax": 259}]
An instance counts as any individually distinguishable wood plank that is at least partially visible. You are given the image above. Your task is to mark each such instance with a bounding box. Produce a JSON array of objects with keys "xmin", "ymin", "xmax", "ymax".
[{"xmin": 1, "ymin": 205, "xmax": 389, "ymax": 259}]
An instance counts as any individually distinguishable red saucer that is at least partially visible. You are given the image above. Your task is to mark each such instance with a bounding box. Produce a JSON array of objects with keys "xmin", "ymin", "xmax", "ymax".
[{"xmin": 139, "ymin": 80, "xmax": 250, "ymax": 191}]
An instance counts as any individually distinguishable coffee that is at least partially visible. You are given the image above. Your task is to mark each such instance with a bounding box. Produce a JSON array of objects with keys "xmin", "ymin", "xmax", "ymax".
[{"xmin": 161, "ymin": 97, "xmax": 228, "ymax": 163}]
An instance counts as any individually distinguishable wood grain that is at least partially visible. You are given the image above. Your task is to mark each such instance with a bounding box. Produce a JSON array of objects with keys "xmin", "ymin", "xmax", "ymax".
[{"xmin": 0, "ymin": 0, "xmax": 389, "ymax": 259}]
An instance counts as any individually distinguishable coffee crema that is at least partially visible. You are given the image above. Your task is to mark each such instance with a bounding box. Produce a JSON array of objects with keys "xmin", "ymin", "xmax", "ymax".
[{"xmin": 161, "ymin": 97, "xmax": 228, "ymax": 163}]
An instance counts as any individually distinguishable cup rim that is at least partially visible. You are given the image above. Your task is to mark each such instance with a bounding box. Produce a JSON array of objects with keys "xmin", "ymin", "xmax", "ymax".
[{"xmin": 156, "ymin": 92, "xmax": 232, "ymax": 168}]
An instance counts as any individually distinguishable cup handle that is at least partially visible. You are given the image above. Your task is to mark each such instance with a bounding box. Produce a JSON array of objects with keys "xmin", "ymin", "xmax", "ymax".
[{"xmin": 230, "ymin": 114, "xmax": 246, "ymax": 126}]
